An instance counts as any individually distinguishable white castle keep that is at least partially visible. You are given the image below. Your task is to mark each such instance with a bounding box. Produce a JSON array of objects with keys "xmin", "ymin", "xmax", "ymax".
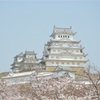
[{"xmin": 42, "ymin": 26, "xmax": 88, "ymax": 73}]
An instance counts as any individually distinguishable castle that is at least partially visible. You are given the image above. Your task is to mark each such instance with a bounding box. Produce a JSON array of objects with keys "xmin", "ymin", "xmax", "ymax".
[
  {"xmin": 11, "ymin": 26, "xmax": 88, "ymax": 75},
  {"xmin": 2, "ymin": 26, "xmax": 88, "ymax": 84}
]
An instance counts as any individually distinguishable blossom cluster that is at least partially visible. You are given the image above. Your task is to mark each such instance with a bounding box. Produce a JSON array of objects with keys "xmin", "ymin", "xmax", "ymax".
[{"xmin": 0, "ymin": 76, "xmax": 99, "ymax": 100}]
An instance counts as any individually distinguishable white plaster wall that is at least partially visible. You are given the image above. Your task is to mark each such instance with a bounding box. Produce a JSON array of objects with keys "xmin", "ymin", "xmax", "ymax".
[
  {"xmin": 4, "ymin": 76, "xmax": 31, "ymax": 85},
  {"xmin": 70, "ymin": 35, "xmax": 73, "ymax": 40},
  {"xmin": 48, "ymin": 55, "xmax": 74, "ymax": 60},
  {"xmin": 17, "ymin": 57, "xmax": 23, "ymax": 62},
  {"xmin": 46, "ymin": 61, "xmax": 84, "ymax": 67}
]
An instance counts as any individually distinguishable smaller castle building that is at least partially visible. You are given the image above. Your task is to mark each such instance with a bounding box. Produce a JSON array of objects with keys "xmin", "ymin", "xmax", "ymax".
[{"xmin": 11, "ymin": 51, "xmax": 39, "ymax": 73}]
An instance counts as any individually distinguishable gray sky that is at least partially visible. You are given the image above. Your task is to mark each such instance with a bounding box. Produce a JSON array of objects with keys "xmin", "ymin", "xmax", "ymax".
[{"xmin": 0, "ymin": 0, "xmax": 100, "ymax": 72}]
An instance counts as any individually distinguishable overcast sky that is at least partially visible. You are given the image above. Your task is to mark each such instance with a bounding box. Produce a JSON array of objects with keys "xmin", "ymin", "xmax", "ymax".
[{"xmin": 0, "ymin": 0, "xmax": 100, "ymax": 72}]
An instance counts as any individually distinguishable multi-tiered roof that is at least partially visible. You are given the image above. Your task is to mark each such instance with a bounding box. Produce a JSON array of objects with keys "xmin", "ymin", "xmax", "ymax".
[
  {"xmin": 11, "ymin": 51, "xmax": 39, "ymax": 73},
  {"xmin": 42, "ymin": 26, "xmax": 88, "ymax": 72}
]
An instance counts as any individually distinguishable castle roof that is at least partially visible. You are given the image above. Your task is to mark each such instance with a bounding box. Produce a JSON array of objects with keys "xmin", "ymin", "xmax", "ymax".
[
  {"xmin": 3, "ymin": 71, "xmax": 35, "ymax": 78},
  {"xmin": 50, "ymin": 26, "xmax": 76, "ymax": 37},
  {"xmin": 14, "ymin": 52, "xmax": 23, "ymax": 58},
  {"xmin": 25, "ymin": 51, "xmax": 36, "ymax": 55}
]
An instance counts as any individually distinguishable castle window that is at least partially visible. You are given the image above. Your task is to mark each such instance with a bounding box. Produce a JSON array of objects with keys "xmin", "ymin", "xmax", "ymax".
[
  {"xmin": 61, "ymin": 62, "xmax": 64, "ymax": 64},
  {"xmin": 74, "ymin": 57, "xmax": 77, "ymax": 59},
  {"xmin": 67, "ymin": 62, "xmax": 69, "ymax": 64},
  {"xmin": 80, "ymin": 49, "xmax": 82, "ymax": 53},
  {"xmin": 56, "ymin": 62, "xmax": 59, "ymax": 64},
  {"xmin": 53, "ymin": 49, "xmax": 55, "ymax": 52},
  {"xmin": 53, "ymin": 36, "xmax": 55, "ymax": 39},
  {"xmin": 72, "ymin": 62, "xmax": 75, "ymax": 65},
  {"xmin": 68, "ymin": 44, "xmax": 70, "ymax": 46},
  {"xmin": 77, "ymin": 63, "xmax": 80, "ymax": 65},
  {"xmin": 56, "ymin": 56, "xmax": 59, "ymax": 58},
  {"xmin": 51, "ymin": 56, "xmax": 54, "ymax": 58},
  {"xmin": 80, "ymin": 57, "xmax": 82, "ymax": 59},
  {"xmin": 71, "ymin": 50, "xmax": 73, "ymax": 52},
  {"xmin": 76, "ymin": 50, "xmax": 79, "ymax": 52},
  {"xmin": 52, "ymin": 62, "xmax": 54, "ymax": 64}
]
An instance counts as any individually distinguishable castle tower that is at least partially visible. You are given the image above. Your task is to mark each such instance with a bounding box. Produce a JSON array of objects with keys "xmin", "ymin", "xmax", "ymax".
[
  {"xmin": 11, "ymin": 51, "xmax": 39, "ymax": 73},
  {"xmin": 42, "ymin": 26, "xmax": 88, "ymax": 73}
]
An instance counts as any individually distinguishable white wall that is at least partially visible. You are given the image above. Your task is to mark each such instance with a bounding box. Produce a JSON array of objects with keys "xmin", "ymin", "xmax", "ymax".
[
  {"xmin": 3, "ymin": 76, "xmax": 31, "ymax": 85},
  {"xmin": 17, "ymin": 57, "xmax": 23, "ymax": 62},
  {"xmin": 46, "ymin": 61, "xmax": 84, "ymax": 67}
]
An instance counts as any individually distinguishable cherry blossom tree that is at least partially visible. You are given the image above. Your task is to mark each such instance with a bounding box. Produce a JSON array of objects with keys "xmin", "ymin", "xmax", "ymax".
[
  {"xmin": 85, "ymin": 65, "xmax": 100, "ymax": 100},
  {"xmin": 0, "ymin": 69, "xmax": 100, "ymax": 100}
]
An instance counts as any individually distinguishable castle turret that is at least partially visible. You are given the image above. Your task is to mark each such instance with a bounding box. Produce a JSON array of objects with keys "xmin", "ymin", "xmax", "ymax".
[{"xmin": 11, "ymin": 51, "xmax": 39, "ymax": 73}]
